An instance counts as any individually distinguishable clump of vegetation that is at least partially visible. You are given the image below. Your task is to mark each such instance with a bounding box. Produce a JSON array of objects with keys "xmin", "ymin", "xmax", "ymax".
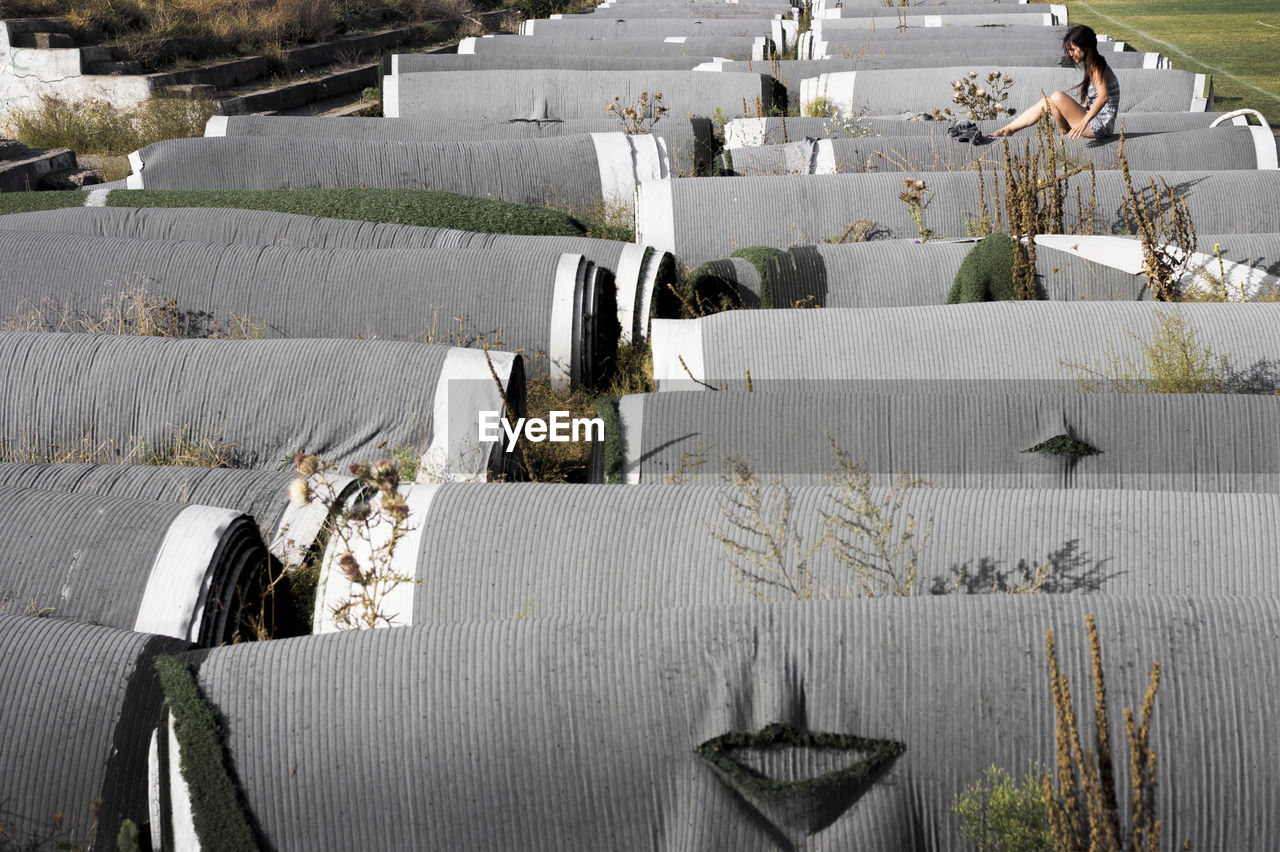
[
  {"xmin": 3, "ymin": 93, "xmax": 215, "ymax": 158},
  {"xmin": 1044, "ymin": 615, "xmax": 1168, "ymax": 851},
  {"xmin": 1118, "ymin": 132, "xmax": 1197, "ymax": 302},
  {"xmin": 954, "ymin": 617, "xmax": 1179, "ymax": 852},
  {"xmin": 514, "ymin": 343, "xmax": 653, "ymax": 483},
  {"xmin": 290, "ymin": 452, "xmax": 417, "ymax": 629},
  {"xmin": 0, "ymin": 0, "xmax": 494, "ymax": 68},
  {"xmin": 2, "ymin": 285, "xmax": 266, "ymax": 339},
  {"xmin": 935, "ymin": 70, "xmax": 1016, "ymax": 122},
  {"xmin": 952, "ymin": 765, "xmax": 1055, "ymax": 852},
  {"xmin": 829, "ymin": 217, "xmax": 877, "ymax": 244},
  {"xmin": 710, "ymin": 439, "xmax": 935, "ymax": 600},
  {"xmin": 1061, "ymin": 310, "xmax": 1240, "ymax": 394},
  {"xmin": 605, "ymin": 90, "xmax": 668, "ymax": 135},
  {"xmin": 0, "ymin": 426, "xmax": 240, "ymax": 466},
  {"xmin": 898, "ymin": 177, "xmax": 935, "ymax": 242},
  {"xmin": 946, "ymin": 232, "xmax": 1020, "ymax": 303},
  {"xmin": 968, "ymin": 114, "xmax": 1097, "ymax": 297}
]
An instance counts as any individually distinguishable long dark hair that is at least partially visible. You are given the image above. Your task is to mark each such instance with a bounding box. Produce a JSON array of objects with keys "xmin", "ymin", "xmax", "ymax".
[{"xmin": 1063, "ymin": 24, "xmax": 1110, "ymax": 101}]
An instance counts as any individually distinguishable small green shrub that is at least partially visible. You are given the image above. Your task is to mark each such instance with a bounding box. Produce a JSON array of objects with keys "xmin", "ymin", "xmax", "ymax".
[
  {"xmin": 1061, "ymin": 310, "xmax": 1244, "ymax": 394},
  {"xmin": 947, "ymin": 233, "xmax": 1018, "ymax": 303},
  {"xmin": 951, "ymin": 766, "xmax": 1054, "ymax": 852}
]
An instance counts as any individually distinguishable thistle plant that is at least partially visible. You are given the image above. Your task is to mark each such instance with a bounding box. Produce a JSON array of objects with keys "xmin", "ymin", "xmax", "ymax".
[
  {"xmin": 605, "ymin": 90, "xmax": 668, "ymax": 134},
  {"xmin": 935, "ymin": 70, "xmax": 1016, "ymax": 122},
  {"xmin": 290, "ymin": 452, "xmax": 417, "ymax": 630},
  {"xmin": 899, "ymin": 177, "xmax": 935, "ymax": 242}
]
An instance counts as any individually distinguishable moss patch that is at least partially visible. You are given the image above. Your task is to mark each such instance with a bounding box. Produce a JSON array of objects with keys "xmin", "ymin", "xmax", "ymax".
[
  {"xmin": 946, "ymin": 232, "xmax": 1018, "ymax": 303},
  {"xmin": 1024, "ymin": 434, "xmax": 1102, "ymax": 458},
  {"xmin": 731, "ymin": 246, "xmax": 783, "ymax": 308},
  {"xmin": 103, "ymin": 188, "xmax": 590, "ymax": 236},
  {"xmin": 0, "ymin": 191, "xmax": 90, "ymax": 214},
  {"xmin": 697, "ymin": 723, "xmax": 905, "ymax": 836},
  {"xmin": 153, "ymin": 655, "xmax": 259, "ymax": 852},
  {"xmin": 596, "ymin": 397, "xmax": 623, "ymax": 484}
]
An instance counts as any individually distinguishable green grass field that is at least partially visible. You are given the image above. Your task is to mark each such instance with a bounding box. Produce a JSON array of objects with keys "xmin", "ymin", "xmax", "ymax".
[{"xmin": 1065, "ymin": 0, "xmax": 1280, "ymax": 135}]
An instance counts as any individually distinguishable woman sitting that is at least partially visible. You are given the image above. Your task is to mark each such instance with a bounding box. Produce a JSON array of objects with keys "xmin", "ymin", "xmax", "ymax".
[{"xmin": 992, "ymin": 25, "xmax": 1120, "ymax": 140}]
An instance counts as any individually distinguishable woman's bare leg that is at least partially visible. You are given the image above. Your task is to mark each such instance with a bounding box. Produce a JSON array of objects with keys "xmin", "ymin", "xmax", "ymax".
[{"xmin": 991, "ymin": 90, "xmax": 1091, "ymax": 138}]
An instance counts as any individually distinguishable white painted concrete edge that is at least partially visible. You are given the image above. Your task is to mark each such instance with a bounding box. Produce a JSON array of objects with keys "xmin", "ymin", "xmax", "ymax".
[
  {"xmin": 125, "ymin": 150, "xmax": 144, "ymax": 189},
  {"xmin": 425, "ymin": 345, "xmax": 514, "ymax": 482},
  {"xmin": 635, "ymin": 180, "xmax": 677, "ymax": 258},
  {"xmin": 147, "ymin": 729, "xmax": 163, "ymax": 852},
  {"xmin": 457, "ymin": 36, "xmax": 477, "ymax": 53},
  {"xmin": 135, "ymin": 504, "xmax": 240, "ymax": 641},
  {"xmin": 383, "ymin": 73, "xmax": 400, "ymax": 117},
  {"xmin": 548, "ymin": 252, "xmax": 582, "ymax": 392},
  {"xmin": 168, "ymin": 718, "xmax": 200, "ymax": 852},
  {"xmin": 725, "ymin": 117, "xmax": 767, "ymax": 149},
  {"xmin": 616, "ymin": 393, "xmax": 645, "ymax": 484},
  {"xmin": 650, "ymin": 318, "xmax": 706, "ymax": 391},
  {"xmin": 204, "ymin": 115, "xmax": 227, "ymax": 137},
  {"xmin": 270, "ymin": 482, "xmax": 350, "ymax": 566},
  {"xmin": 814, "ymin": 139, "xmax": 836, "ymax": 174},
  {"xmin": 590, "ymin": 132, "xmax": 641, "ymax": 210},
  {"xmin": 614, "ymin": 242, "xmax": 645, "ymax": 343}
]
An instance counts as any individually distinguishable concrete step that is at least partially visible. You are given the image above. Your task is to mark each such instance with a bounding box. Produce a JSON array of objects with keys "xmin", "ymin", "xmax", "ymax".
[
  {"xmin": 274, "ymin": 89, "xmax": 375, "ymax": 117},
  {"xmin": 215, "ymin": 63, "xmax": 380, "ymax": 116},
  {"xmin": 0, "ymin": 147, "xmax": 78, "ymax": 192},
  {"xmin": 40, "ymin": 166, "xmax": 103, "ymax": 189}
]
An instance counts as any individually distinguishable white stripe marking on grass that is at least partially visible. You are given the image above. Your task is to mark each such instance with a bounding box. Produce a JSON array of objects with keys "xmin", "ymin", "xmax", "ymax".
[{"xmin": 1076, "ymin": 0, "xmax": 1280, "ymax": 108}]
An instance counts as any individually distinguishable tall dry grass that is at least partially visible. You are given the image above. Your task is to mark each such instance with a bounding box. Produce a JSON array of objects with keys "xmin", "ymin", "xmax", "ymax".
[{"xmin": 3, "ymin": 94, "xmax": 215, "ymax": 156}]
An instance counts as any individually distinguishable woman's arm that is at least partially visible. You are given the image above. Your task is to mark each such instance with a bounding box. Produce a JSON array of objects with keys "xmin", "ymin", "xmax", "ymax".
[{"xmin": 1068, "ymin": 66, "xmax": 1109, "ymax": 139}]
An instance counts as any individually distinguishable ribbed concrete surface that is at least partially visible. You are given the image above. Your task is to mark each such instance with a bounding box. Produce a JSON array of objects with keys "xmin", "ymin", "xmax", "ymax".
[
  {"xmin": 0, "ymin": 332, "xmax": 515, "ymax": 470},
  {"xmin": 0, "ymin": 231, "xmax": 604, "ymax": 372},
  {"xmin": 0, "ymin": 462, "xmax": 346, "ymax": 564},
  {"xmin": 0, "ymin": 485, "xmax": 265, "ymax": 641},
  {"xmin": 764, "ymin": 235, "xmax": 1277, "ymax": 307},
  {"xmin": 520, "ymin": 16, "xmax": 778, "ymax": 37},
  {"xmin": 127, "ymin": 135, "xmax": 611, "ymax": 208},
  {"xmin": 163, "ymin": 596, "xmax": 1280, "ymax": 850},
  {"xmin": 391, "ymin": 69, "xmax": 779, "ymax": 122},
  {"xmin": 806, "ymin": 67, "xmax": 1204, "ymax": 115},
  {"xmin": 206, "ymin": 115, "xmax": 714, "ymax": 177},
  {"xmin": 0, "ymin": 206, "xmax": 676, "ymax": 326},
  {"xmin": 653, "ymin": 302, "xmax": 1280, "ymax": 386},
  {"xmin": 608, "ymin": 387, "xmax": 1280, "ymax": 489},
  {"xmin": 724, "ymin": 127, "xmax": 1268, "ymax": 175},
  {"xmin": 391, "ymin": 484, "xmax": 1280, "ymax": 618},
  {"xmin": 726, "ymin": 112, "xmax": 1250, "ymax": 146},
  {"xmin": 637, "ymin": 170, "xmax": 1280, "ymax": 263},
  {"xmin": 0, "ymin": 615, "xmax": 184, "ymax": 852},
  {"xmin": 457, "ymin": 35, "xmax": 768, "ymax": 58}
]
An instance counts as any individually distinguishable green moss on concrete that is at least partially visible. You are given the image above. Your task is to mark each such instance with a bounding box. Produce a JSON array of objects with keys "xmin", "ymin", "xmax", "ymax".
[
  {"xmin": 731, "ymin": 246, "xmax": 782, "ymax": 308},
  {"xmin": 1024, "ymin": 434, "xmax": 1102, "ymax": 458},
  {"xmin": 153, "ymin": 655, "xmax": 259, "ymax": 852},
  {"xmin": 0, "ymin": 191, "xmax": 90, "ymax": 214},
  {"xmin": 596, "ymin": 397, "xmax": 623, "ymax": 484},
  {"xmin": 946, "ymin": 233, "xmax": 1018, "ymax": 303},
  {"xmin": 103, "ymin": 188, "xmax": 589, "ymax": 236}
]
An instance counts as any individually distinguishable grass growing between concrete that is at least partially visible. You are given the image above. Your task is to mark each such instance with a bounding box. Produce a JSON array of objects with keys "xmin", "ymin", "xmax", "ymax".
[
  {"xmin": 3, "ymin": 94, "xmax": 215, "ymax": 157},
  {"xmin": 1065, "ymin": 0, "xmax": 1280, "ymax": 135}
]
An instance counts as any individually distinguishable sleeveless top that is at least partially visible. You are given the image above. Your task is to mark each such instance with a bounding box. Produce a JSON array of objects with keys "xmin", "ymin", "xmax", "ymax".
[{"xmin": 1084, "ymin": 70, "xmax": 1121, "ymax": 138}]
